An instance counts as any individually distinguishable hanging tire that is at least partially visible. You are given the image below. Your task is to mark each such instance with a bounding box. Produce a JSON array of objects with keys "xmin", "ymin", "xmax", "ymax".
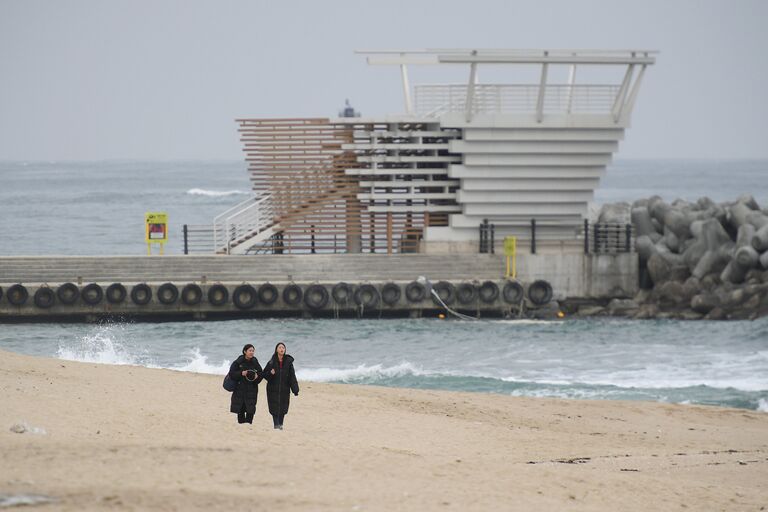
[
  {"xmin": 106, "ymin": 283, "xmax": 127, "ymax": 304},
  {"xmin": 304, "ymin": 284, "xmax": 329, "ymax": 310},
  {"xmin": 34, "ymin": 287, "xmax": 55, "ymax": 309},
  {"xmin": 381, "ymin": 283, "xmax": 401, "ymax": 306},
  {"xmin": 456, "ymin": 283, "xmax": 477, "ymax": 305},
  {"xmin": 7, "ymin": 284, "xmax": 28, "ymax": 306},
  {"xmin": 405, "ymin": 281, "xmax": 426, "ymax": 302},
  {"xmin": 282, "ymin": 284, "xmax": 302, "ymax": 306},
  {"xmin": 432, "ymin": 281, "xmax": 456, "ymax": 305},
  {"xmin": 258, "ymin": 283, "xmax": 278, "ymax": 305},
  {"xmin": 157, "ymin": 283, "xmax": 179, "ymax": 305},
  {"xmin": 181, "ymin": 284, "xmax": 203, "ymax": 306},
  {"xmin": 354, "ymin": 284, "xmax": 380, "ymax": 308},
  {"xmin": 527, "ymin": 280, "xmax": 553, "ymax": 306},
  {"xmin": 332, "ymin": 282, "xmax": 353, "ymax": 305},
  {"xmin": 131, "ymin": 283, "xmax": 152, "ymax": 305},
  {"xmin": 81, "ymin": 283, "xmax": 103, "ymax": 305},
  {"xmin": 57, "ymin": 282, "xmax": 80, "ymax": 305},
  {"xmin": 207, "ymin": 284, "xmax": 229, "ymax": 306},
  {"xmin": 478, "ymin": 281, "xmax": 499, "ymax": 303},
  {"xmin": 233, "ymin": 284, "xmax": 257, "ymax": 310},
  {"xmin": 503, "ymin": 280, "xmax": 524, "ymax": 304}
]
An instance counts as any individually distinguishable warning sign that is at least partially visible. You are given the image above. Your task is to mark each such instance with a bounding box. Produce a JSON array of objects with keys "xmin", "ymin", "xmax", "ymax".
[{"xmin": 145, "ymin": 212, "xmax": 168, "ymax": 243}]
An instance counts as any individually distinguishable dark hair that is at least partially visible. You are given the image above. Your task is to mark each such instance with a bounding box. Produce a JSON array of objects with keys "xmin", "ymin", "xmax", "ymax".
[
  {"xmin": 242, "ymin": 344, "xmax": 255, "ymax": 355},
  {"xmin": 273, "ymin": 342, "xmax": 286, "ymax": 355}
]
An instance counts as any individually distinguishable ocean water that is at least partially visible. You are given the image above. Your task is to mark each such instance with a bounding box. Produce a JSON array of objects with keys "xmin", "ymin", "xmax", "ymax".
[{"xmin": 1, "ymin": 159, "xmax": 767, "ymax": 412}]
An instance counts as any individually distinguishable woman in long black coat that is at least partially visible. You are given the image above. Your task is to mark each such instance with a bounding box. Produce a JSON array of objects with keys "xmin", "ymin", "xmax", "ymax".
[
  {"xmin": 229, "ymin": 344, "xmax": 263, "ymax": 424},
  {"xmin": 262, "ymin": 342, "xmax": 299, "ymax": 429}
]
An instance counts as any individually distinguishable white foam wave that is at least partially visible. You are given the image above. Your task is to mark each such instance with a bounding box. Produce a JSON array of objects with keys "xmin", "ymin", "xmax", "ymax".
[
  {"xmin": 758, "ymin": 398, "xmax": 768, "ymax": 413},
  {"xmin": 297, "ymin": 362, "xmax": 424, "ymax": 383},
  {"xmin": 186, "ymin": 188, "xmax": 249, "ymax": 197},
  {"xmin": 166, "ymin": 347, "xmax": 230, "ymax": 375},
  {"xmin": 57, "ymin": 327, "xmax": 143, "ymax": 366}
]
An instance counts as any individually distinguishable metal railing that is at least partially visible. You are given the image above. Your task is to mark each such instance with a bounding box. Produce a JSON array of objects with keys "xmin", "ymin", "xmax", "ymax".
[
  {"xmin": 415, "ymin": 83, "xmax": 621, "ymax": 117},
  {"xmin": 213, "ymin": 194, "xmax": 275, "ymax": 254},
  {"xmin": 477, "ymin": 219, "xmax": 635, "ymax": 255},
  {"xmin": 182, "ymin": 224, "xmax": 216, "ymax": 254}
]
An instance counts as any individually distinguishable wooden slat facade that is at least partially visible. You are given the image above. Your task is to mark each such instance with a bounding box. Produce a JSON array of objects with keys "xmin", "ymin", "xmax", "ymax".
[{"xmin": 237, "ymin": 118, "xmax": 458, "ymax": 254}]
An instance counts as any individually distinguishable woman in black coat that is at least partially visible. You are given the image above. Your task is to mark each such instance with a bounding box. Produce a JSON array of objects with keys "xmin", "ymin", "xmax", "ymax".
[
  {"xmin": 229, "ymin": 344, "xmax": 263, "ymax": 424},
  {"xmin": 262, "ymin": 342, "xmax": 299, "ymax": 429}
]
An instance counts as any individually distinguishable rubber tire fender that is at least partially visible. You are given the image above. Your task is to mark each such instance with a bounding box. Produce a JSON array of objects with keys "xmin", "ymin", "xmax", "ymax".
[
  {"xmin": 478, "ymin": 281, "xmax": 499, "ymax": 304},
  {"xmin": 331, "ymin": 282, "xmax": 353, "ymax": 305},
  {"xmin": 81, "ymin": 283, "xmax": 103, "ymax": 305},
  {"xmin": 405, "ymin": 281, "xmax": 426, "ymax": 302},
  {"xmin": 381, "ymin": 283, "xmax": 401, "ymax": 306},
  {"xmin": 131, "ymin": 283, "xmax": 153, "ymax": 305},
  {"xmin": 304, "ymin": 284, "xmax": 329, "ymax": 310},
  {"xmin": 34, "ymin": 287, "xmax": 55, "ymax": 309},
  {"xmin": 181, "ymin": 284, "xmax": 203, "ymax": 306},
  {"xmin": 0, "ymin": 286, "xmax": 3, "ymax": 303},
  {"xmin": 282, "ymin": 284, "xmax": 303, "ymax": 306},
  {"xmin": 7, "ymin": 284, "xmax": 28, "ymax": 306},
  {"xmin": 527, "ymin": 280, "xmax": 553, "ymax": 306},
  {"xmin": 432, "ymin": 281, "xmax": 456, "ymax": 306},
  {"xmin": 456, "ymin": 282, "xmax": 477, "ymax": 305},
  {"xmin": 502, "ymin": 280, "xmax": 525, "ymax": 304},
  {"xmin": 57, "ymin": 282, "xmax": 80, "ymax": 305},
  {"xmin": 257, "ymin": 283, "xmax": 278, "ymax": 305},
  {"xmin": 106, "ymin": 283, "xmax": 127, "ymax": 304},
  {"xmin": 157, "ymin": 283, "xmax": 179, "ymax": 305},
  {"xmin": 207, "ymin": 284, "xmax": 229, "ymax": 306},
  {"xmin": 233, "ymin": 284, "xmax": 257, "ymax": 310},
  {"xmin": 354, "ymin": 284, "xmax": 380, "ymax": 308}
]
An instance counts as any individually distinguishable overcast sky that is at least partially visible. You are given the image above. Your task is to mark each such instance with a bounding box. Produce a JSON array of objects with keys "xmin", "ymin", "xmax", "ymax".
[{"xmin": 1, "ymin": 0, "xmax": 766, "ymax": 161}]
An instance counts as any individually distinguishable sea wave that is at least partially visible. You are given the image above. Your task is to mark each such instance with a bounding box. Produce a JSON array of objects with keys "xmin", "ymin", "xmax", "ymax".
[
  {"xmin": 297, "ymin": 362, "xmax": 425, "ymax": 382},
  {"xmin": 186, "ymin": 188, "xmax": 250, "ymax": 197}
]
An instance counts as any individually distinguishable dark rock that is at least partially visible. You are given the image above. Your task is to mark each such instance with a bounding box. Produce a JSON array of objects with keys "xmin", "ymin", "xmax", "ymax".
[
  {"xmin": 577, "ymin": 305, "xmax": 605, "ymax": 316},
  {"xmin": 647, "ymin": 253, "xmax": 672, "ymax": 284},
  {"xmin": 691, "ymin": 293, "xmax": 719, "ymax": 314},
  {"xmin": 705, "ymin": 307, "xmax": 726, "ymax": 320},
  {"xmin": 607, "ymin": 298, "xmax": 639, "ymax": 316},
  {"xmin": 655, "ymin": 281, "xmax": 686, "ymax": 305},
  {"xmin": 633, "ymin": 304, "xmax": 659, "ymax": 319}
]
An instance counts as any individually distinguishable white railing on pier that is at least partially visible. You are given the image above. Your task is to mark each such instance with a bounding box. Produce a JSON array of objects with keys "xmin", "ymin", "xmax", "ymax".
[
  {"xmin": 213, "ymin": 194, "xmax": 275, "ymax": 254},
  {"xmin": 415, "ymin": 83, "xmax": 621, "ymax": 117}
]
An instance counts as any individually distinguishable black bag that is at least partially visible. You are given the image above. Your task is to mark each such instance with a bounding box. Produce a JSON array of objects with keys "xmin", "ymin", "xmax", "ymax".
[{"xmin": 223, "ymin": 373, "xmax": 236, "ymax": 392}]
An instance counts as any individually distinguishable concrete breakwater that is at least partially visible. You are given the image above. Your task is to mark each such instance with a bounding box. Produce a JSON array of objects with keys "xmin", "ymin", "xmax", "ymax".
[
  {"xmin": 582, "ymin": 195, "xmax": 768, "ymax": 320},
  {"xmin": 0, "ymin": 254, "xmax": 564, "ymax": 322}
]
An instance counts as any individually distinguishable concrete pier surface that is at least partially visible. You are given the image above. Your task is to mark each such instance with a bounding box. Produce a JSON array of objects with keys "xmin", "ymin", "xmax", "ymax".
[{"xmin": 0, "ymin": 253, "xmax": 637, "ymax": 322}]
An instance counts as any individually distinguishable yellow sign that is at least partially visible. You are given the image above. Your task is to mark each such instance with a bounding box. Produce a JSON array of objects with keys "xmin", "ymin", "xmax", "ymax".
[
  {"xmin": 504, "ymin": 236, "xmax": 517, "ymax": 278},
  {"xmin": 145, "ymin": 212, "xmax": 168, "ymax": 255}
]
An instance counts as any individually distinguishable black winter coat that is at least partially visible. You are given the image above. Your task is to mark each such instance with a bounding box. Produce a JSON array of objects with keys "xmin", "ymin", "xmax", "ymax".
[
  {"xmin": 262, "ymin": 354, "xmax": 299, "ymax": 416},
  {"xmin": 229, "ymin": 355, "xmax": 263, "ymax": 415}
]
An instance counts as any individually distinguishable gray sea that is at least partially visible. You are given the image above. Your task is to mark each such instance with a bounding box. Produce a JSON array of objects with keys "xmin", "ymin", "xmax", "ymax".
[{"xmin": 1, "ymin": 159, "xmax": 767, "ymax": 412}]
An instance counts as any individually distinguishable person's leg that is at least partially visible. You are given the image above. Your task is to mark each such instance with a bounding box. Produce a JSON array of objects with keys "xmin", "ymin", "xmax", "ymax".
[
  {"xmin": 272, "ymin": 414, "xmax": 280, "ymax": 429},
  {"xmin": 245, "ymin": 410, "xmax": 254, "ymax": 424},
  {"xmin": 237, "ymin": 403, "xmax": 246, "ymax": 424},
  {"xmin": 278, "ymin": 414, "xmax": 284, "ymax": 429}
]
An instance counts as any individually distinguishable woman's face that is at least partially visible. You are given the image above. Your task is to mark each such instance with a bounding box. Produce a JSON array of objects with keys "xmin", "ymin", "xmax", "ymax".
[
  {"xmin": 245, "ymin": 347, "xmax": 255, "ymax": 359},
  {"xmin": 276, "ymin": 344, "xmax": 286, "ymax": 357}
]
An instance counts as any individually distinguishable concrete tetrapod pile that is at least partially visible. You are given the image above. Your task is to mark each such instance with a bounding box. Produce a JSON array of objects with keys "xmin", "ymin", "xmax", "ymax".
[{"xmin": 594, "ymin": 194, "xmax": 768, "ymax": 320}]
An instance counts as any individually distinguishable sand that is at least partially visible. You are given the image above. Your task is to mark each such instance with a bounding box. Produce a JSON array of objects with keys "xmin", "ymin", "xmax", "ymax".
[{"xmin": 1, "ymin": 349, "xmax": 767, "ymax": 511}]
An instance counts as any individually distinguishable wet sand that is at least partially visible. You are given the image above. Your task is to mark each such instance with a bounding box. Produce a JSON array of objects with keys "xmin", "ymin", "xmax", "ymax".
[{"xmin": 1, "ymin": 349, "xmax": 767, "ymax": 511}]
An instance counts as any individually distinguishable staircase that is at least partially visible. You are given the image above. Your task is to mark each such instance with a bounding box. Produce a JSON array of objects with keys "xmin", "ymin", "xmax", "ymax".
[{"xmin": 213, "ymin": 194, "xmax": 279, "ymax": 254}]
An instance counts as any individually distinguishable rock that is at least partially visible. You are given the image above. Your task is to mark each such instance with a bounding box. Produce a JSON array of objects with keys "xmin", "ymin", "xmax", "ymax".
[
  {"xmin": 669, "ymin": 264, "xmax": 691, "ymax": 283},
  {"xmin": 721, "ymin": 260, "xmax": 748, "ymax": 284},
  {"xmin": 727, "ymin": 201, "xmax": 756, "ymax": 230},
  {"xmin": 647, "ymin": 253, "xmax": 672, "ymax": 284},
  {"xmin": 746, "ymin": 211, "xmax": 768, "ymax": 230},
  {"xmin": 633, "ymin": 304, "xmax": 659, "ymax": 319},
  {"xmin": 607, "ymin": 298, "xmax": 639, "ymax": 316},
  {"xmin": 634, "ymin": 288, "xmax": 652, "ymax": 304},
  {"xmin": 10, "ymin": 423, "xmax": 26, "ymax": 434},
  {"xmin": 691, "ymin": 293, "xmax": 720, "ymax": 314},
  {"xmin": 577, "ymin": 305, "xmax": 605, "ymax": 316},
  {"xmin": 700, "ymin": 273, "xmax": 721, "ymax": 291},
  {"xmin": 677, "ymin": 310, "xmax": 703, "ymax": 321},
  {"xmin": 744, "ymin": 269, "xmax": 764, "ymax": 284},
  {"xmin": 705, "ymin": 307, "xmax": 726, "ymax": 320},
  {"xmin": 760, "ymin": 250, "xmax": 768, "ymax": 270},
  {"xmin": 636, "ymin": 235, "xmax": 658, "ymax": 262},
  {"xmin": 735, "ymin": 245, "xmax": 759, "ymax": 269},
  {"xmin": 598, "ymin": 202, "xmax": 631, "ymax": 224},
  {"xmin": 663, "ymin": 209, "xmax": 691, "ymax": 240},
  {"xmin": 692, "ymin": 249, "xmax": 729, "ymax": 279},
  {"xmin": 752, "ymin": 224, "xmax": 768, "ymax": 252},
  {"xmin": 681, "ymin": 277, "xmax": 701, "ymax": 297},
  {"xmin": 632, "ymin": 207, "xmax": 659, "ymax": 238},
  {"xmin": 737, "ymin": 194, "xmax": 760, "ymax": 211},
  {"xmin": 662, "ymin": 227, "xmax": 680, "ymax": 253},
  {"xmin": 656, "ymin": 281, "xmax": 686, "ymax": 305}
]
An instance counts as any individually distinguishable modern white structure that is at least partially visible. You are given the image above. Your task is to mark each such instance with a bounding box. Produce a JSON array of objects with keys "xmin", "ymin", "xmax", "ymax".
[{"xmin": 215, "ymin": 49, "xmax": 655, "ymax": 255}]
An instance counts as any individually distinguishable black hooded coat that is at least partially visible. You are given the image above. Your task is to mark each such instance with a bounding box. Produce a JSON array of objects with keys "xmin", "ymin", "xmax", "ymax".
[
  {"xmin": 262, "ymin": 353, "xmax": 299, "ymax": 416},
  {"xmin": 229, "ymin": 355, "xmax": 263, "ymax": 415}
]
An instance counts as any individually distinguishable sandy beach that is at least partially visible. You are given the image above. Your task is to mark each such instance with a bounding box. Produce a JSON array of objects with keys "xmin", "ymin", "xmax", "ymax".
[{"xmin": 1, "ymin": 349, "xmax": 767, "ymax": 511}]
